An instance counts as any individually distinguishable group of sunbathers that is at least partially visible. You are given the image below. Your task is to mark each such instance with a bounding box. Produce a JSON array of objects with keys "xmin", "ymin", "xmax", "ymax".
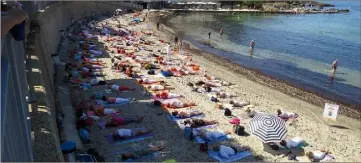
[{"xmin": 67, "ymin": 11, "xmax": 334, "ymax": 162}]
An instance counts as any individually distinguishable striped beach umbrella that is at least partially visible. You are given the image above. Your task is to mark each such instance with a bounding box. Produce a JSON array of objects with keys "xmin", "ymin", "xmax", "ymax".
[{"xmin": 249, "ymin": 113, "xmax": 287, "ymax": 143}]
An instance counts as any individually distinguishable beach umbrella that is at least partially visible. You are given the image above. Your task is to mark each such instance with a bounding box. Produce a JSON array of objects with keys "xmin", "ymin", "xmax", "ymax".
[{"xmin": 249, "ymin": 113, "xmax": 287, "ymax": 143}]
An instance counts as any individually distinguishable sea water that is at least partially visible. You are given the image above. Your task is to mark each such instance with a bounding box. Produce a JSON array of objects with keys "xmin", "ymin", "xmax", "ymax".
[{"xmin": 166, "ymin": 1, "xmax": 361, "ymax": 106}]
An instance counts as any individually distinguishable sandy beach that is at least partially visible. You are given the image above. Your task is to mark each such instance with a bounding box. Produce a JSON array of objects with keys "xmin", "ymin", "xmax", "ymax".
[{"xmin": 65, "ymin": 11, "xmax": 361, "ymax": 162}]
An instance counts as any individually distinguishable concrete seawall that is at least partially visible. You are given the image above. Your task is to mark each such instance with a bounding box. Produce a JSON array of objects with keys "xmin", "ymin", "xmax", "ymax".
[{"xmin": 24, "ymin": 1, "xmax": 142, "ymax": 161}]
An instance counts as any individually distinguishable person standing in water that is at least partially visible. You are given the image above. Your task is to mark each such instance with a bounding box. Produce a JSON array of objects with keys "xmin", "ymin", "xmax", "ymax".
[
  {"xmin": 250, "ymin": 40, "xmax": 255, "ymax": 49},
  {"xmin": 331, "ymin": 59, "xmax": 338, "ymax": 74},
  {"xmin": 219, "ymin": 28, "xmax": 223, "ymax": 36},
  {"xmin": 156, "ymin": 22, "xmax": 160, "ymax": 30},
  {"xmin": 208, "ymin": 32, "xmax": 212, "ymax": 45},
  {"xmin": 174, "ymin": 36, "xmax": 179, "ymax": 46},
  {"xmin": 166, "ymin": 43, "xmax": 171, "ymax": 56},
  {"xmin": 178, "ymin": 39, "xmax": 183, "ymax": 55}
]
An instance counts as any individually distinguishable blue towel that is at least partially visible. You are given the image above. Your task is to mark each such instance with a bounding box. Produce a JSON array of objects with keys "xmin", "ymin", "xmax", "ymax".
[
  {"xmin": 208, "ymin": 150, "xmax": 252, "ymax": 162},
  {"xmin": 193, "ymin": 135, "xmax": 229, "ymax": 144},
  {"xmin": 166, "ymin": 114, "xmax": 205, "ymax": 121}
]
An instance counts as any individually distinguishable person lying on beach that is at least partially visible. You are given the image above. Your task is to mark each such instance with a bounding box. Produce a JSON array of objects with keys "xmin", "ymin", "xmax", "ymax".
[
  {"xmin": 160, "ymin": 69, "xmax": 176, "ymax": 77},
  {"xmin": 112, "ymin": 128, "xmax": 151, "ymax": 140},
  {"xmin": 278, "ymin": 137, "xmax": 305, "ymax": 149},
  {"xmin": 277, "ymin": 109, "xmax": 298, "ymax": 120},
  {"xmin": 147, "ymin": 84, "xmax": 174, "ymax": 91},
  {"xmin": 155, "ymin": 91, "xmax": 183, "ymax": 99},
  {"xmin": 196, "ymin": 129, "xmax": 231, "ymax": 141},
  {"xmin": 230, "ymin": 100, "xmax": 250, "ymax": 107},
  {"xmin": 91, "ymin": 105, "xmax": 117, "ymax": 116},
  {"xmin": 183, "ymin": 119, "xmax": 218, "ymax": 128},
  {"xmin": 100, "ymin": 96, "xmax": 132, "ymax": 104},
  {"xmin": 105, "ymin": 116, "xmax": 144, "ymax": 127},
  {"xmin": 153, "ymin": 99, "xmax": 196, "ymax": 108},
  {"xmin": 306, "ymin": 149, "xmax": 334, "ymax": 162},
  {"xmin": 81, "ymin": 56, "xmax": 104, "ymax": 65},
  {"xmin": 82, "ymin": 62, "xmax": 107, "ymax": 69},
  {"xmin": 171, "ymin": 110, "xmax": 203, "ymax": 119},
  {"xmin": 195, "ymin": 80, "xmax": 221, "ymax": 87},
  {"xmin": 245, "ymin": 108, "xmax": 258, "ymax": 118},
  {"xmin": 69, "ymin": 70, "xmax": 104, "ymax": 78},
  {"xmin": 192, "ymin": 86, "xmax": 221, "ymax": 93},
  {"xmin": 137, "ymin": 78, "xmax": 164, "ymax": 84},
  {"xmin": 107, "ymin": 84, "xmax": 136, "ymax": 92},
  {"xmin": 204, "ymin": 74, "xmax": 218, "ymax": 80},
  {"xmin": 120, "ymin": 144, "xmax": 165, "ymax": 161},
  {"xmin": 142, "ymin": 63, "xmax": 160, "ymax": 70},
  {"xmin": 212, "ymin": 145, "xmax": 250, "ymax": 159},
  {"xmin": 207, "ymin": 79, "xmax": 234, "ymax": 86},
  {"xmin": 216, "ymin": 92, "xmax": 237, "ymax": 98}
]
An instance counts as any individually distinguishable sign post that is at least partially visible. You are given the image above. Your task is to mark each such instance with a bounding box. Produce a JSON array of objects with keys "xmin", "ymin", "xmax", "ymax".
[{"xmin": 323, "ymin": 103, "xmax": 339, "ymax": 120}]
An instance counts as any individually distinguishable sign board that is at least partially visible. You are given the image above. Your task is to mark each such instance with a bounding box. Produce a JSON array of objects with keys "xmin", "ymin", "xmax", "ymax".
[{"xmin": 323, "ymin": 103, "xmax": 339, "ymax": 120}]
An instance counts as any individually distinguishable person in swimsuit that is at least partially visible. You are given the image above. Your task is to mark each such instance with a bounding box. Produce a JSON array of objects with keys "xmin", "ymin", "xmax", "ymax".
[
  {"xmin": 91, "ymin": 105, "xmax": 117, "ymax": 116},
  {"xmin": 147, "ymin": 84, "xmax": 174, "ymax": 91},
  {"xmin": 107, "ymin": 84, "xmax": 135, "ymax": 92},
  {"xmin": 250, "ymin": 40, "xmax": 255, "ymax": 49},
  {"xmin": 171, "ymin": 110, "xmax": 203, "ymax": 119},
  {"xmin": 138, "ymin": 78, "xmax": 164, "ymax": 84},
  {"xmin": 120, "ymin": 144, "xmax": 165, "ymax": 161},
  {"xmin": 306, "ymin": 149, "xmax": 333, "ymax": 162},
  {"xmin": 216, "ymin": 92, "xmax": 236, "ymax": 98},
  {"xmin": 331, "ymin": 59, "xmax": 338, "ymax": 74},
  {"xmin": 163, "ymin": 99, "xmax": 196, "ymax": 108},
  {"xmin": 183, "ymin": 119, "xmax": 218, "ymax": 128},
  {"xmin": 229, "ymin": 100, "xmax": 250, "ymax": 107},
  {"xmin": 100, "ymin": 96, "xmax": 131, "ymax": 104},
  {"xmin": 112, "ymin": 128, "xmax": 151, "ymax": 140},
  {"xmin": 155, "ymin": 91, "xmax": 182, "ymax": 99},
  {"xmin": 105, "ymin": 116, "xmax": 144, "ymax": 127}
]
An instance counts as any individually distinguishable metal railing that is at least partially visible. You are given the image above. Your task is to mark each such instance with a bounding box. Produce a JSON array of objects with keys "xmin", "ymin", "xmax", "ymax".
[{"xmin": 1, "ymin": 33, "xmax": 33, "ymax": 162}]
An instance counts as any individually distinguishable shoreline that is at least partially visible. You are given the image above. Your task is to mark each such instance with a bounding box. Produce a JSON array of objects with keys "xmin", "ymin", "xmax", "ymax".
[
  {"xmin": 148, "ymin": 11, "xmax": 361, "ymax": 119},
  {"xmin": 166, "ymin": 8, "xmax": 350, "ymax": 14}
]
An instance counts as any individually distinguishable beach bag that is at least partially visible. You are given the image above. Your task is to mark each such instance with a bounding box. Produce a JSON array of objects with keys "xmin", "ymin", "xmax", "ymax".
[
  {"xmin": 148, "ymin": 69, "xmax": 155, "ymax": 75},
  {"xmin": 233, "ymin": 125, "xmax": 245, "ymax": 136},
  {"xmin": 199, "ymin": 142, "xmax": 208, "ymax": 152},
  {"xmin": 224, "ymin": 108, "xmax": 232, "ymax": 117},
  {"xmin": 184, "ymin": 127, "xmax": 193, "ymax": 140},
  {"xmin": 210, "ymin": 96, "xmax": 218, "ymax": 102},
  {"xmin": 229, "ymin": 118, "xmax": 240, "ymax": 125}
]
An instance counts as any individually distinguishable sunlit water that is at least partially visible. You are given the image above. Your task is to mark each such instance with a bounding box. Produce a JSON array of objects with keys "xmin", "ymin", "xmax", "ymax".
[{"xmin": 166, "ymin": 1, "xmax": 361, "ymax": 105}]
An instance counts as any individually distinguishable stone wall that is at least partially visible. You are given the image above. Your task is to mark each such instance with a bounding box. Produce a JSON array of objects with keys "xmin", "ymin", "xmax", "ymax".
[{"xmin": 26, "ymin": 1, "xmax": 142, "ymax": 161}]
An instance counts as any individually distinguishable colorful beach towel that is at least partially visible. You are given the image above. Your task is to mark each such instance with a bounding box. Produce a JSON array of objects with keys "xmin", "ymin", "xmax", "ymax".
[
  {"xmin": 208, "ymin": 150, "xmax": 252, "ymax": 162},
  {"xmin": 166, "ymin": 114, "xmax": 205, "ymax": 121},
  {"xmin": 193, "ymin": 135, "xmax": 229, "ymax": 144},
  {"xmin": 104, "ymin": 130, "xmax": 152, "ymax": 145}
]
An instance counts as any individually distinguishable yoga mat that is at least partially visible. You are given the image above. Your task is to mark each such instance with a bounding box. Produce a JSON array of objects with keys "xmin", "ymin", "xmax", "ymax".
[
  {"xmin": 105, "ymin": 132, "xmax": 153, "ymax": 145},
  {"xmin": 166, "ymin": 114, "xmax": 205, "ymax": 121},
  {"xmin": 208, "ymin": 150, "xmax": 252, "ymax": 162},
  {"xmin": 98, "ymin": 121, "xmax": 107, "ymax": 129},
  {"xmin": 193, "ymin": 135, "xmax": 229, "ymax": 144},
  {"xmin": 96, "ymin": 99, "xmax": 130, "ymax": 107}
]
